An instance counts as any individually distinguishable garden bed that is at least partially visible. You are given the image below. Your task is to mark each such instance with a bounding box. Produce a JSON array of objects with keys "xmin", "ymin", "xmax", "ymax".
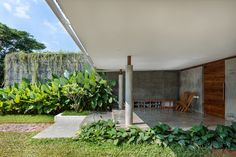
[
  {"xmin": 0, "ymin": 123, "xmax": 51, "ymax": 132},
  {"xmin": 0, "ymin": 115, "xmax": 53, "ymax": 132},
  {"xmin": 77, "ymin": 120, "xmax": 236, "ymax": 151},
  {"xmin": 212, "ymin": 149, "xmax": 236, "ymax": 157}
]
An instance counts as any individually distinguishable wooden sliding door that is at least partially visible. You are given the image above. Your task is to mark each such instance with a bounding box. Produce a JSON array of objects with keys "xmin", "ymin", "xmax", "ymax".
[{"xmin": 204, "ymin": 60, "xmax": 225, "ymax": 118}]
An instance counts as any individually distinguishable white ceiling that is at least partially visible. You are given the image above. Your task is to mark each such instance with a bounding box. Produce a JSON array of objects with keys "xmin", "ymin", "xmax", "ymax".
[{"xmin": 57, "ymin": 0, "xmax": 236, "ymax": 70}]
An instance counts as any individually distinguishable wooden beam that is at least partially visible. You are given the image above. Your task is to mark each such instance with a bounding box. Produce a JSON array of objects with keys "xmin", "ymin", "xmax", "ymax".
[
  {"xmin": 119, "ymin": 69, "xmax": 122, "ymax": 74},
  {"xmin": 127, "ymin": 56, "xmax": 131, "ymax": 65},
  {"xmin": 181, "ymin": 55, "xmax": 236, "ymax": 71}
]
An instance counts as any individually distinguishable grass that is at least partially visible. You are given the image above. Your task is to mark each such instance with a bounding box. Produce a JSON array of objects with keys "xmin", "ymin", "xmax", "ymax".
[
  {"xmin": 0, "ymin": 115, "xmax": 54, "ymax": 123},
  {"xmin": 0, "ymin": 132, "xmax": 212, "ymax": 157},
  {"xmin": 62, "ymin": 111, "xmax": 90, "ymax": 116}
]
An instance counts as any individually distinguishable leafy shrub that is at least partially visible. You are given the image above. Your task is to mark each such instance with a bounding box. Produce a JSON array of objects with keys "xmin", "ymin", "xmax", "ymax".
[
  {"xmin": 62, "ymin": 83, "xmax": 87, "ymax": 112},
  {"xmin": 77, "ymin": 120, "xmax": 236, "ymax": 150},
  {"xmin": 77, "ymin": 120, "xmax": 156, "ymax": 146},
  {"xmin": 0, "ymin": 79, "xmax": 65, "ymax": 114},
  {"xmin": 0, "ymin": 70, "xmax": 116, "ymax": 115},
  {"xmin": 59, "ymin": 70, "xmax": 116, "ymax": 111}
]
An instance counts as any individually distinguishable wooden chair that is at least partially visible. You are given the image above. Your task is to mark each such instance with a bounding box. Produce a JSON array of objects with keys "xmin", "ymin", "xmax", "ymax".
[
  {"xmin": 176, "ymin": 92, "xmax": 196, "ymax": 112},
  {"xmin": 175, "ymin": 92, "xmax": 190, "ymax": 110}
]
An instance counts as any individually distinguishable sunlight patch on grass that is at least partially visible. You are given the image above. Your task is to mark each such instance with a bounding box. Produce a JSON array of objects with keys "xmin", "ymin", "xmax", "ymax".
[
  {"xmin": 62, "ymin": 111, "xmax": 90, "ymax": 116},
  {"xmin": 0, "ymin": 115, "xmax": 54, "ymax": 123}
]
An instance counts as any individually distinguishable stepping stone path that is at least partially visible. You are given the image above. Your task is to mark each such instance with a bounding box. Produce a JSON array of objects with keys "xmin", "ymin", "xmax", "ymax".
[{"xmin": 0, "ymin": 123, "xmax": 51, "ymax": 132}]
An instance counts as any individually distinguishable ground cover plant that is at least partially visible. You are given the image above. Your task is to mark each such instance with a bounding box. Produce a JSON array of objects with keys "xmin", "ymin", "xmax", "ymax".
[
  {"xmin": 0, "ymin": 70, "xmax": 116, "ymax": 115},
  {"xmin": 77, "ymin": 120, "xmax": 236, "ymax": 151},
  {"xmin": 0, "ymin": 132, "xmax": 211, "ymax": 157}
]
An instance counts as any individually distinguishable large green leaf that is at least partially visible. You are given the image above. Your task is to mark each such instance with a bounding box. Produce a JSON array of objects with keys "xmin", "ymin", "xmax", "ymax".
[{"xmin": 14, "ymin": 94, "xmax": 20, "ymax": 103}]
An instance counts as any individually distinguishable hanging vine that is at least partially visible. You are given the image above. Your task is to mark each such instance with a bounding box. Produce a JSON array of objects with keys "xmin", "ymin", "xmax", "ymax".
[{"xmin": 4, "ymin": 52, "xmax": 85, "ymax": 86}]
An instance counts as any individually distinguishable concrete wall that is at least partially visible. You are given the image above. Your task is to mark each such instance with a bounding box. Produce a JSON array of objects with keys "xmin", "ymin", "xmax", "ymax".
[
  {"xmin": 133, "ymin": 71, "xmax": 179, "ymax": 100},
  {"xmin": 106, "ymin": 60, "xmax": 236, "ymax": 119},
  {"xmin": 180, "ymin": 67, "xmax": 203, "ymax": 113},
  {"xmin": 225, "ymin": 58, "xmax": 236, "ymax": 121},
  {"xmin": 105, "ymin": 71, "xmax": 179, "ymax": 105}
]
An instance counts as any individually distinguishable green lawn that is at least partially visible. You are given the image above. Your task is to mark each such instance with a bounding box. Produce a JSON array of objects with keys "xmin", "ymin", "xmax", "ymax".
[
  {"xmin": 0, "ymin": 115, "xmax": 54, "ymax": 123},
  {"xmin": 62, "ymin": 111, "xmax": 90, "ymax": 116},
  {"xmin": 0, "ymin": 132, "xmax": 211, "ymax": 157}
]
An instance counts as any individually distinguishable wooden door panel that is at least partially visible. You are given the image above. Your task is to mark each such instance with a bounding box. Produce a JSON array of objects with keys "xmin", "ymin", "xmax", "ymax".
[
  {"xmin": 204, "ymin": 104, "xmax": 225, "ymax": 118},
  {"xmin": 204, "ymin": 97, "xmax": 224, "ymax": 103},
  {"xmin": 204, "ymin": 75, "xmax": 225, "ymax": 81},
  {"xmin": 204, "ymin": 60, "xmax": 225, "ymax": 118},
  {"xmin": 204, "ymin": 61, "xmax": 224, "ymax": 70}
]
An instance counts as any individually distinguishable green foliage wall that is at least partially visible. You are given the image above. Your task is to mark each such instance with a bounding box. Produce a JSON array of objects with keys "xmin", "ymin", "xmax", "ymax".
[{"xmin": 4, "ymin": 52, "xmax": 85, "ymax": 86}]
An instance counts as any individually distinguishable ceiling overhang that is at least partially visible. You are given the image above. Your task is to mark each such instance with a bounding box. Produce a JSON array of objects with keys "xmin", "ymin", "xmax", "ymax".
[{"xmin": 47, "ymin": 0, "xmax": 236, "ymax": 70}]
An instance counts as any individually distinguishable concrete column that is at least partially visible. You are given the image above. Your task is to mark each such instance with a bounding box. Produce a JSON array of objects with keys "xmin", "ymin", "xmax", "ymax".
[
  {"xmin": 118, "ymin": 70, "xmax": 123, "ymax": 110},
  {"xmin": 125, "ymin": 56, "xmax": 133, "ymax": 126}
]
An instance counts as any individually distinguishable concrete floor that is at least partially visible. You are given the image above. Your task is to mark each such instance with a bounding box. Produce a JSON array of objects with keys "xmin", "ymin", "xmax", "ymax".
[
  {"xmin": 82, "ymin": 110, "xmax": 149, "ymax": 129},
  {"xmin": 135, "ymin": 108, "xmax": 232, "ymax": 129},
  {"xmin": 83, "ymin": 112, "xmax": 112, "ymax": 123},
  {"xmin": 112, "ymin": 110, "xmax": 149, "ymax": 129},
  {"xmin": 105, "ymin": 109, "xmax": 231, "ymax": 130}
]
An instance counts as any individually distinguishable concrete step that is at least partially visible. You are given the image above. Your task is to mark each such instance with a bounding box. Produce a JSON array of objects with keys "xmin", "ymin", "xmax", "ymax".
[{"xmin": 33, "ymin": 114, "xmax": 86, "ymax": 139}]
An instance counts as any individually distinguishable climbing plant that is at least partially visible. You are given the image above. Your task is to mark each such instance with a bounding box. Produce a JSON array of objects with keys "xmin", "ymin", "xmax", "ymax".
[
  {"xmin": 0, "ymin": 22, "xmax": 46, "ymax": 86},
  {"xmin": 4, "ymin": 52, "xmax": 86, "ymax": 86}
]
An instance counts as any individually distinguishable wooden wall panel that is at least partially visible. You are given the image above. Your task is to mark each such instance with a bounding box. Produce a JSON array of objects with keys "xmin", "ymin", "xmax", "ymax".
[{"xmin": 204, "ymin": 60, "xmax": 225, "ymax": 118}]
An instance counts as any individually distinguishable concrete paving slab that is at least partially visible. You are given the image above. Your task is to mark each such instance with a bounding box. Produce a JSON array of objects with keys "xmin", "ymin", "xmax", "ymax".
[
  {"xmin": 33, "ymin": 112, "xmax": 113, "ymax": 139},
  {"xmin": 33, "ymin": 115, "xmax": 86, "ymax": 139}
]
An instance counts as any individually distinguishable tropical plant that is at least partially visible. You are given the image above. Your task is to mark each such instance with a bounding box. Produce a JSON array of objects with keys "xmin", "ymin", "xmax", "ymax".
[
  {"xmin": 62, "ymin": 84, "xmax": 87, "ymax": 112},
  {"xmin": 0, "ymin": 70, "xmax": 116, "ymax": 115},
  {"xmin": 77, "ymin": 120, "xmax": 236, "ymax": 150},
  {"xmin": 77, "ymin": 120, "xmax": 154, "ymax": 145},
  {"xmin": 59, "ymin": 70, "xmax": 116, "ymax": 111}
]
